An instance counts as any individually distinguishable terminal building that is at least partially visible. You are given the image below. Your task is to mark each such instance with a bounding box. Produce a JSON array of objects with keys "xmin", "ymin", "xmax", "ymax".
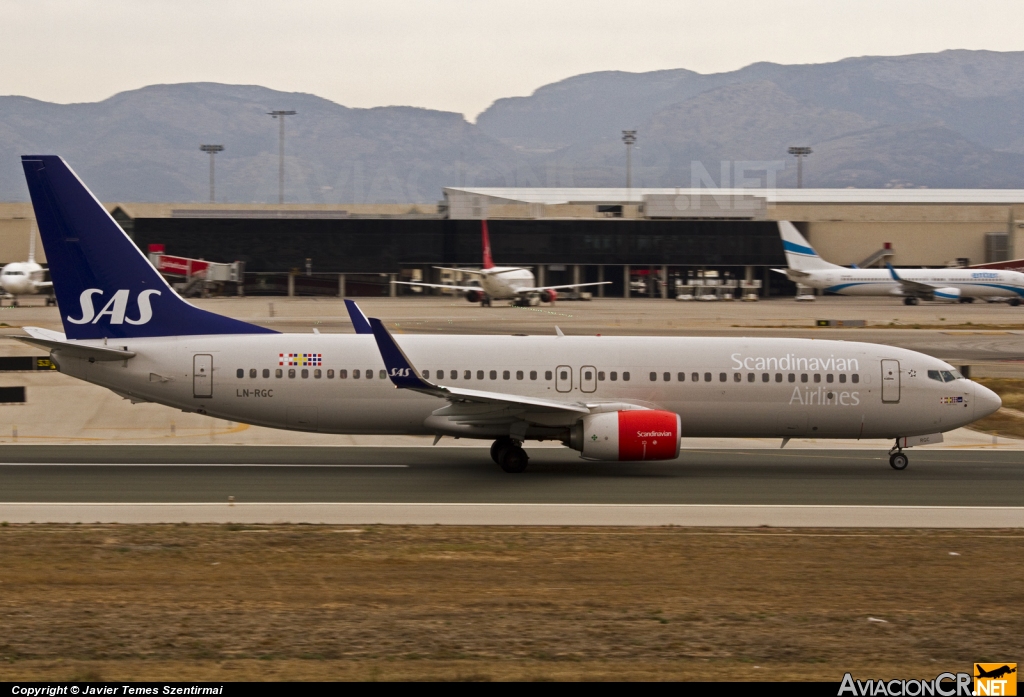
[{"xmin": 2, "ymin": 187, "xmax": 1023, "ymax": 297}]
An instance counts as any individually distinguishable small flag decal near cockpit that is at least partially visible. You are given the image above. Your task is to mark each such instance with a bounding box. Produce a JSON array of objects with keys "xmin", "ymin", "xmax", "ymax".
[{"xmin": 279, "ymin": 353, "xmax": 322, "ymax": 367}]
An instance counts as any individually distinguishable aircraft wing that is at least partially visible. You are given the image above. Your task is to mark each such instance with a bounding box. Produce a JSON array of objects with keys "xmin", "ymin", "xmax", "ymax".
[
  {"xmin": 886, "ymin": 263, "xmax": 937, "ymax": 295},
  {"xmin": 517, "ymin": 281, "xmax": 612, "ymax": 293},
  {"xmin": 368, "ymin": 317, "xmax": 588, "ymax": 414},
  {"xmin": 395, "ymin": 281, "xmax": 485, "ymax": 293},
  {"xmin": 432, "ymin": 266, "xmax": 485, "ymax": 276},
  {"xmin": 34, "ymin": 281, "xmax": 53, "ymax": 289},
  {"xmin": 17, "ymin": 326, "xmax": 135, "ymax": 361}
]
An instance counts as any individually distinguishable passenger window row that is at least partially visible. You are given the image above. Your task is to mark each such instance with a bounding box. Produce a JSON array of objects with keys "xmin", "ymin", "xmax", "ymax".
[
  {"xmin": 649, "ymin": 371, "xmax": 860, "ymax": 384},
  {"xmin": 235, "ymin": 368, "xmax": 387, "ymax": 380},
  {"xmin": 234, "ymin": 368, "xmax": 637, "ymax": 382}
]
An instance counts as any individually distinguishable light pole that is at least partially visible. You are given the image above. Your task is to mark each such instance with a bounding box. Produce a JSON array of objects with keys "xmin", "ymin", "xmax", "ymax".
[
  {"xmin": 622, "ymin": 130, "xmax": 637, "ymax": 191},
  {"xmin": 268, "ymin": 110, "xmax": 297, "ymax": 204},
  {"xmin": 787, "ymin": 146, "xmax": 812, "ymax": 188},
  {"xmin": 199, "ymin": 144, "xmax": 223, "ymax": 203}
]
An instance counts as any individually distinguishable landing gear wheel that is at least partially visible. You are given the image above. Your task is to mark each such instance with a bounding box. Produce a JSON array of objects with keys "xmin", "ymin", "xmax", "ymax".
[
  {"xmin": 903, "ymin": 297, "xmax": 919, "ymax": 306},
  {"xmin": 481, "ymin": 295, "xmax": 492, "ymax": 307},
  {"xmin": 889, "ymin": 452, "xmax": 909, "ymax": 470},
  {"xmin": 1010, "ymin": 298, "xmax": 1021, "ymax": 307},
  {"xmin": 499, "ymin": 445, "xmax": 529, "ymax": 473},
  {"xmin": 490, "ymin": 437, "xmax": 514, "ymax": 464}
]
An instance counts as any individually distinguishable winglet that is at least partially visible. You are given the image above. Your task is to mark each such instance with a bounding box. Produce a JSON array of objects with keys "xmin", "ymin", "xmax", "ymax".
[
  {"xmin": 368, "ymin": 317, "xmax": 438, "ymax": 391},
  {"xmin": 344, "ymin": 299, "xmax": 372, "ymax": 334},
  {"xmin": 886, "ymin": 262, "xmax": 902, "ymax": 281}
]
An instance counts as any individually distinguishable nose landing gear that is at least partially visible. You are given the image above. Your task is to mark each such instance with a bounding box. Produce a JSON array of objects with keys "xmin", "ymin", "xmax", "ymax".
[
  {"xmin": 491, "ymin": 436, "xmax": 529, "ymax": 473},
  {"xmin": 888, "ymin": 440, "xmax": 909, "ymax": 470}
]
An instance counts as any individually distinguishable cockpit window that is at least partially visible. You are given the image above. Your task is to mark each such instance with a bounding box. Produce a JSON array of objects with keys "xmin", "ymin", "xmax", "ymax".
[
  {"xmin": 3, "ymin": 270, "xmax": 24, "ymax": 276},
  {"xmin": 928, "ymin": 369, "xmax": 961, "ymax": 383}
]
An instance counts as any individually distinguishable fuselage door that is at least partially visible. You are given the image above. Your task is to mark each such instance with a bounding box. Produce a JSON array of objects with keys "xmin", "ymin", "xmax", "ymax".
[
  {"xmin": 556, "ymin": 365, "xmax": 572, "ymax": 393},
  {"xmin": 580, "ymin": 365, "xmax": 597, "ymax": 393},
  {"xmin": 193, "ymin": 354, "xmax": 213, "ymax": 398},
  {"xmin": 881, "ymin": 359, "xmax": 900, "ymax": 403}
]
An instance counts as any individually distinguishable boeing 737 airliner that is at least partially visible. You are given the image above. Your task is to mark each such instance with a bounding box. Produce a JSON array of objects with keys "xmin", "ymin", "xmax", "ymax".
[
  {"xmin": 17, "ymin": 156, "xmax": 1001, "ymax": 472},
  {"xmin": 777, "ymin": 221, "xmax": 1024, "ymax": 305}
]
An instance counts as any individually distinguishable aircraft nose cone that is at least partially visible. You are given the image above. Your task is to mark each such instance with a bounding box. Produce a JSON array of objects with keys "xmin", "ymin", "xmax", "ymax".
[{"xmin": 973, "ymin": 382, "xmax": 1002, "ymax": 420}]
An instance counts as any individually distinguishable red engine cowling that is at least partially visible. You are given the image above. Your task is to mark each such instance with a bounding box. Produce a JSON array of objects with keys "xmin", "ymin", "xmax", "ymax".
[
  {"xmin": 465, "ymin": 289, "xmax": 482, "ymax": 303},
  {"xmin": 573, "ymin": 410, "xmax": 681, "ymax": 461},
  {"xmin": 540, "ymin": 289, "xmax": 557, "ymax": 303}
]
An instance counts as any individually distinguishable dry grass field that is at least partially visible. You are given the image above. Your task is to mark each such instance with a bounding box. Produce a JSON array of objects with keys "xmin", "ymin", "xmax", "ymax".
[{"xmin": 0, "ymin": 524, "xmax": 1021, "ymax": 681}]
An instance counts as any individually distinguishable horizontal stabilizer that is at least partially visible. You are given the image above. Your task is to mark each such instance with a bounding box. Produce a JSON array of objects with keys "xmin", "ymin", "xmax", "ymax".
[{"xmin": 17, "ymin": 326, "xmax": 135, "ymax": 361}]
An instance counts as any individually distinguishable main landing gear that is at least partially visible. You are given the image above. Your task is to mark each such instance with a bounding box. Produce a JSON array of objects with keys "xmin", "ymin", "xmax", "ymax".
[
  {"xmin": 903, "ymin": 297, "xmax": 920, "ymax": 306},
  {"xmin": 491, "ymin": 436, "xmax": 529, "ymax": 473},
  {"xmin": 888, "ymin": 440, "xmax": 909, "ymax": 470}
]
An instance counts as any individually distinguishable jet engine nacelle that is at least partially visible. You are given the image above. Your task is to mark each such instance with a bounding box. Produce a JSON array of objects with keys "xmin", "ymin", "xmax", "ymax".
[
  {"xmin": 465, "ymin": 289, "xmax": 482, "ymax": 303},
  {"xmin": 931, "ymin": 286, "xmax": 960, "ymax": 302},
  {"xmin": 570, "ymin": 410, "xmax": 681, "ymax": 461},
  {"xmin": 539, "ymin": 289, "xmax": 557, "ymax": 303}
]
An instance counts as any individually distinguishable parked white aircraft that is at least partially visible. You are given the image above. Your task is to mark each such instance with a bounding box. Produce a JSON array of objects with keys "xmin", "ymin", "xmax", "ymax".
[
  {"xmin": 0, "ymin": 224, "xmax": 54, "ymax": 306},
  {"xmin": 17, "ymin": 156, "xmax": 1001, "ymax": 472},
  {"xmin": 399, "ymin": 220, "xmax": 608, "ymax": 306},
  {"xmin": 776, "ymin": 221, "xmax": 1024, "ymax": 306}
]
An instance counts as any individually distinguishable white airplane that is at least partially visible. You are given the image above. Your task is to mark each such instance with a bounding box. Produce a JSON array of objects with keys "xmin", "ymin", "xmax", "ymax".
[
  {"xmin": 0, "ymin": 223, "xmax": 54, "ymax": 306},
  {"xmin": 399, "ymin": 220, "xmax": 608, "ymax": 306},
  {"xmin": 16, "ymin": 156, "xmax": 1001, "ymax": 473},
  {"xmin": 776, "ymin": 221, "xmax": 1024, "ymax": 306}
]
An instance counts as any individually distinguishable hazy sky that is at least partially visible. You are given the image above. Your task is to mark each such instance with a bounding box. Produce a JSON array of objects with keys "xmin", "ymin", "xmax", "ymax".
[{"xmin": 2, "ymin": 0, "xmax": 1023, "ymax": 120}]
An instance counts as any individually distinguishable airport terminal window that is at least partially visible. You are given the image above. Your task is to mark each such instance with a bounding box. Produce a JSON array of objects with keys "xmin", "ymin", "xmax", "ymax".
[
  {"xmin": 813, "ymin": 374, "xmax": 821, "ymax": 383},
  {"xmin": 747, "ymin": 373, "xmax": 755, "ymax": 383},
  {"xmin": 610, "ymin": 371, "xmax": 617, "ymax": 381},
  {"xmin": 249, "ymin": 369, "xmax": 256, "ymax": 378},
  {"xmin": 236, "ymin": 369, "xmax": 243, "ymax": 378},
  {"xmin": 503, "ymin": 370, "xmax": 511, "ymax": 380},
  {"xmin": 650, "ymin": 372, "xmax": 657, "ymax": 382},
  {"xmin": 678, "ymin": 372, "xmax": 685, "ymax": 382},
  {"xmin": 327, "ymin": 369, "xmax": 334, "ymax": 379},
  {"xmin": 263, "ymin": 369, "xmax": 270, "ymax": 378},
  {"xmin": 664, "ymin": 372, "xmax": 671, "ymax": 382},
  {"xmin": 339, "ymin": 369, "xmax": 347, "ymax": 379},
  {"xmin": 275, "ymin": 369, "xmax": 283, "ymax": 378},
  {"xmin": 477, "ymin": 370, "xmax": 484, "ymax": 380},
  {"xmin": 851, "ymin": 374, "xmax": 859, "ymax": 384},
  {"xmin": 839, "ymin": 374, "xmax": 846, "ymax": 383},
  {"xmin": 314, "ymin": 369, "xmax": 321, "ymax": 379},
  {"xmin": 762, "ymin": 373, "xmax": 769, "ymax": 383},
  {"xmin": 719, "ymin": 373, "xmax": 727, "ymax": 382},
  {"xmin": 301, "ymin": 369, "xmax": 309, "ymax": 379},
  {"xmin": 288, "ymin": 369, "xmax": 296, "ymax": 378},
  {"xmin": 775, "ymin": 373, "xmax": 782, "ymax": 383},
  {"xmin": 598, "ymin": 371, "xmax": 605, "ymax": 381},
  {"xmin": 826, "ymin": 374, "xmax": 834, "ymax": 383},
  {"xmin": 353, "ymin": 369, "xmax": 360, "ymax": 379},
  {"xmin": 801, "ymin": 374, "xmax": 808, "ymax": 383},
  {"xmin": 623, "ymin": 372, "xmax": 630, "ymax": 381},
  {"xmin": 546, "ymin": 371, "xmax": 553, "ymax": 380},
  {"xmin": 530, "ymin": 371, "xmax": 538, "ymax": 380},
  {"xmin": 490, "ymin": 370, "xmax": 498, "ymax": 380},
  {"xmin": 733, "ymin": 373, "xmax": 741, "ymax": 382},
  {"xmin": 691, "ymin": 372, "xmax": 699, "ymax": 382}
]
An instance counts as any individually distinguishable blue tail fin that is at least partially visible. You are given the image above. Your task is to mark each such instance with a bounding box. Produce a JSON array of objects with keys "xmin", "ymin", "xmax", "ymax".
[{"xmin": 21, "ymin": 156, "xmax": 276, "ymax": 339}]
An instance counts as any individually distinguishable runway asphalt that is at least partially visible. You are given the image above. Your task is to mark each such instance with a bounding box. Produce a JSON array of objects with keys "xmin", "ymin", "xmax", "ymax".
[{"xmin": 1, "ymin": 445, "xmax": 1021, "ymax": 506}]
